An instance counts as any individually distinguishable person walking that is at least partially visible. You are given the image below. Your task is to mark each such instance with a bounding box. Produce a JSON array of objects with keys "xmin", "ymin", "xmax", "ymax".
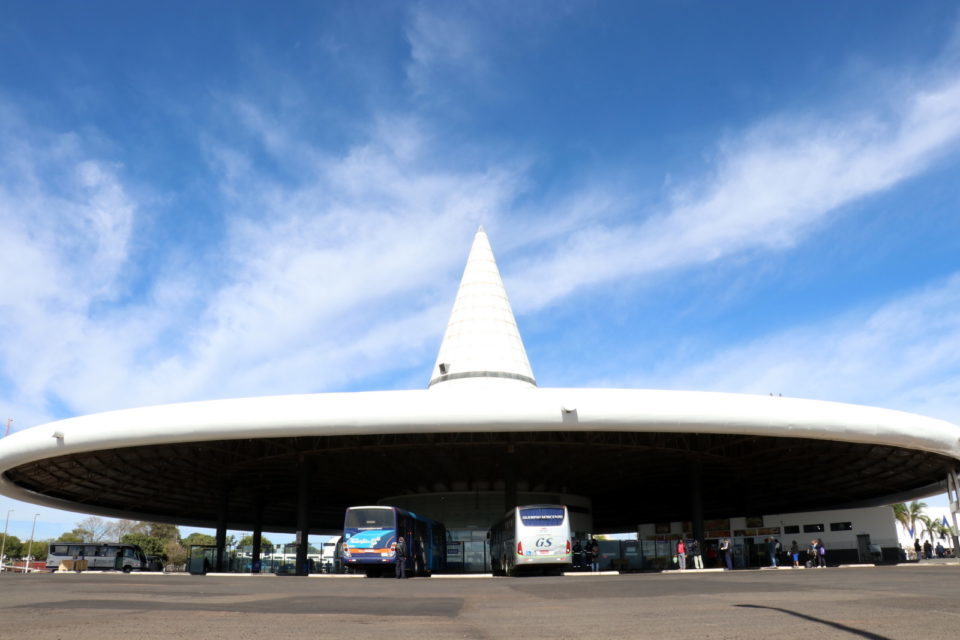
[
  {"xmin": 765, "ymin": 538, "xmax": 778, "ymax": 568},
  {"xmin": 720, "ymin": 537, "xmax": 733, "ymax": 570},
  {"xmin": 395, "ymin": 536, "xmax": 408, "ymax": 578},
  {"xmin": 790, "ymin": 540, "xmax": 800, "ymax": 568},
  {"xmin": 676, "ymin": 538, "xmax": 687, "ymax": 571},
  {"xmin": 690, "ymin": 538, "xmax": 703, "ymax": 570},
  {"xmin": 807, "ymin": 540, "xmax": 818, "ymax": 568}
]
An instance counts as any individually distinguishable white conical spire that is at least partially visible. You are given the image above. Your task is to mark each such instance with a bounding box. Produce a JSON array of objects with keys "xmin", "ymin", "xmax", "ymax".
[{"xmin": 429, "ymin": 227, "xmax": 536, "ymax": 389}]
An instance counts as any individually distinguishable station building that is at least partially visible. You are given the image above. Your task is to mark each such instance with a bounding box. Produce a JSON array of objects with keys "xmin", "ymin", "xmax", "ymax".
[{"xmin": 1, "ymin": 228, "xmax": 958, "ymax": 573}]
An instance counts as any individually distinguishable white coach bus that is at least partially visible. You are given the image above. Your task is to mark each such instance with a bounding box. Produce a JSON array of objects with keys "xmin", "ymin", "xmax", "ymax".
[
  {"xmin": 489, "ymin": 505, "xmax": 572, "ymax": 576},
  {"xmin": 46, "ymin": 542, "xmax": 152, "ymax": 572}
]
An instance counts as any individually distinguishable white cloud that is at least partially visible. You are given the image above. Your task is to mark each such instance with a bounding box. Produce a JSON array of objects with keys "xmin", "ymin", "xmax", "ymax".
[
  {"xmin": 0, "ymin": 105, "xmax": 529, "ymax": 418},
  {"xmin": 616, "ymin": 273, "xmax": 960, "ymax": 424},
  {"xmin": 0, "ymin": 110, "xmax": 139, "ymax": 418},
  {"xmin": 508, "ymin": 73, "xmax": 960, "ymax": 311},
  {"xmin": 3, "ymin": 39, "xmax": 960, "ymax": 431},
  {"xmin": 404, "ymin": 3, "xmax": 489, "ymax": 98}
]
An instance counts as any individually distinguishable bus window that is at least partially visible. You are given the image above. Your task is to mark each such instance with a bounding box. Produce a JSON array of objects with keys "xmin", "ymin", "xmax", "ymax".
[
  {"xmin": 344, "ymin": 508, "xmax": 394, "ymax": 530},
  {"xmin": 519, "ymin": 506, "xmax": 565, "ymax": 526}
]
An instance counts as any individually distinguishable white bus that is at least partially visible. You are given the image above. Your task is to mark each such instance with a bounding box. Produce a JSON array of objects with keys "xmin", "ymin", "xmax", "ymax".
[
  {"xmin": 489, "ymin": 505, "xmax": 572, "ymax": 576},
  {"xmin": 46, "ymin": 542, "xmax": 152, "ymax": 572}
]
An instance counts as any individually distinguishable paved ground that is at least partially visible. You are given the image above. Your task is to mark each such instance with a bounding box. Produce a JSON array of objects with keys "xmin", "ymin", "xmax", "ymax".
[{"xmin": 2, "ymin": 566, "xmax": 959, "ymax": 639}]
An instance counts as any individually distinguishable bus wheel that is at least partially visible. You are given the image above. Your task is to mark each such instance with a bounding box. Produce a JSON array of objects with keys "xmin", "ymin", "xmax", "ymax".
[
  {"xmin": 122, "ymin": 565, "xmax": 132, "ymax": 573},
  {"xmin": 364, "ymin": 568, "xmax": 381, "ymax": 578}
]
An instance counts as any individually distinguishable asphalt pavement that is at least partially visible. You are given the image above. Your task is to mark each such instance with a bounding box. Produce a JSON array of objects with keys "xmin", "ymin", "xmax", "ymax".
[{"xmin": 1, "ymin": 565, "xmax": 958, "ymax": 639}]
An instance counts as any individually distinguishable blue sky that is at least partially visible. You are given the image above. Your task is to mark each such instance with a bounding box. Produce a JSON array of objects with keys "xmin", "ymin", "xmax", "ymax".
[{"xmin": 2, "ymin": 0, "xmax": 960, "ymax": 542}]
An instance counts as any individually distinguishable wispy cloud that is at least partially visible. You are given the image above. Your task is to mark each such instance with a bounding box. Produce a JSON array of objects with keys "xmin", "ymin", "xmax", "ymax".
[
  {"xmin": 0, "ymin": 100, "xmax": 530, "ymax": 422},
  {"xmin": 404, "ymin": 3, "xmax": 490, "ymax": 99},
  {"xmin": 3, "ymin": 19, "xmax": 960, "ymax": 432},
  {"xmin": 508, "ymin": 72, "xmax": 960, "ymax": 310},
  {"xmin": 611, "ymin": 273, "xmax": 960, "ymax": 423},
  {"xmin": 0, "ymin": 108, "xmax": 138, "ymax": 425}
]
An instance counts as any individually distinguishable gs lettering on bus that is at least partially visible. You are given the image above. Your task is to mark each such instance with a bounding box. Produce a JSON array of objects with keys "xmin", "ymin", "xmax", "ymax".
[{"xmin": 536, "ymin": 538, "xmax": 553, "ymax": 547}]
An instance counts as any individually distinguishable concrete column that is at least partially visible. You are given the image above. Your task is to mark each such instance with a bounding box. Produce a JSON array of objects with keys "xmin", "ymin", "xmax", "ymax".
[
  {"xmin": 690, "ymin": 461, "xmax": 704, "ymax": 544},
  {"xmin": 295, "ymin": 460, "xmax": 310, "ymax": 576},
  {"xmin": 215, "ymin": 487, "xmax": 228, "ymax": 572},
  {"xmin": 947, "ymin": 467, "xmax": 960, "ymax": 561},
  {"xmin": 251, "ymin": 499, "xmax": 263, "ymax": 574},
  {"xmin": 504, "ymin": 442, "xmax": 517, "ymax": 515}
]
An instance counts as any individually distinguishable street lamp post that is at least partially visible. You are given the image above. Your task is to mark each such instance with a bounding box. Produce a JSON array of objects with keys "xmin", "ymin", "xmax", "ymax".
[
  {"xmin": 0, "ymin": 509, "xmax": 12, "ymax": 573},
  {"xmin": 25, "ymin": 513, "xmax": 38, "ymax": 574}
]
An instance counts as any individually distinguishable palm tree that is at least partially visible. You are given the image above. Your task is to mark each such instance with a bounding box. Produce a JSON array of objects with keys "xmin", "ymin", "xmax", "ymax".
[
  {"xmin": 892, "ymin": 501, "xmax": 927, "ymax": 539},
  {"xmin": 928, "ymin": 519, "xmax": 954, "ymax": 544},
  {"xmin": 908, "ymin": 501, "xmax": 927, "ymax": 539},
  {"xmin": 891, "ymin": 503, "xmax": 910, "ymax": 536},
  {"xmin": 918, "ymin": 515, "xmax": 936, "ymax": 547}
]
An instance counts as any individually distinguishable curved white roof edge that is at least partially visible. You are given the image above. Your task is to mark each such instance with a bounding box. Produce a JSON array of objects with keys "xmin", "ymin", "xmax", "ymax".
[
  {"xmin": 2, "ymin": 387, "xmax": 958, "ymax": 473},
  {"xmin": 2, "ymin": 387, "xmax": 959, "ymax": 526}
]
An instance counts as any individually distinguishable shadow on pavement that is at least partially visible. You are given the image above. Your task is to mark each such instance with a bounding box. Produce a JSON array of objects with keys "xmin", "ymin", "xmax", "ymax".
[{"xmin": 734, "ymin": 604, "xmax": 892, "ymax": 640}]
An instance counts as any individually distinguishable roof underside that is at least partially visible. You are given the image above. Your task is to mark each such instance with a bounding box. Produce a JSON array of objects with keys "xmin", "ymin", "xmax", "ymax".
[{"xmin": 5, "ymin": 431, "xmax": 952, "ymax": 533}]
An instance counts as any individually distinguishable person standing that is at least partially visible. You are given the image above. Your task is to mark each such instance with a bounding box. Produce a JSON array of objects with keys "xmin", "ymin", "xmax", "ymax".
[
  {"xmin": 720, "ymin": 537, "xmax": 733, "ymax": 570},
  {"xmin": 395, "ymin": 536, "xmax": 407, "ymax": 579},
  {"xmin": 588, "ymin": 538, "xmax": 600, "ymax": 572},
  {"xmin": 913, "ymin": 538, "xmax": 922, "ymax": 561},
  {"xmin": 790, "ymin": 540, "xmax": 800, "ymax": 568},
  {"xmin": 676, "ymin": 538, "xmax": 687, "ymax": 571},
  {"xmin": 817, "ymin": 539, "xmax": 827, "ymax": 568},
  {"xmin": 690, "ymin": 538, "xmax": 703, "ymax": 570},
  {"xmin": 923, "ymin": 540, "xmax": 932, "ymax": 560}
]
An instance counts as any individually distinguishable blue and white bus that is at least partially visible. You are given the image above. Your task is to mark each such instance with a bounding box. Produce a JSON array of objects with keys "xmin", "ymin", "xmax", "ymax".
[
  {"xmin": 489, "ymin": 505, "xmax": 572, "ymax": 576},
  {"xmin": 342, "ymin": 506, "xmax": 447, "ymax": 577}
]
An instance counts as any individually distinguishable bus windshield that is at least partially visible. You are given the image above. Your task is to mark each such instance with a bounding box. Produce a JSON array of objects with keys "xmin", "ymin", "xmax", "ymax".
[
  {"xmin": 344, "ymin": 508, "xmax": 395, "ymax": 530},
  {"xmin": 519, "ymin": 507, "xmax": 565, "ymax": 526}
]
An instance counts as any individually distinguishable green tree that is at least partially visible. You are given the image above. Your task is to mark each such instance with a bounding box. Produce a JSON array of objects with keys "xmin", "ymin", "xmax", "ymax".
[
  {"xmin": 238, "ymin": 534, "xmax": 274, "ymax": 549},
  {"xmin": 147, "ymin": 522, "xmax": 181, "ymax": 543},
  {"xmin": 898, "ymin": 500, "xmax": 927, "ymax": 540},
  {"xmin": 121, "ymin": 533, "xmax": 166, "ymax": 558},
  {"xmin": 164, "ymin": 540, "xmax": 188, "ymax": 568},
  {"xmin": 182, "ymin": 532, "xmax": 216, "ymax": 548},
  {"xmin": 1, "ymin": 534, "xmax": 23, "ymax": 559},
  {"xmin": 891, "ymin": 503, "xmax": 911, "ymax": 536},
  {"xmin": 27, "ymin": 541, "xmax": 49, "ymax": 562},
  {"xmin": 927, "ymin": 519, "xmax": 952, "ymax": 543}
]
